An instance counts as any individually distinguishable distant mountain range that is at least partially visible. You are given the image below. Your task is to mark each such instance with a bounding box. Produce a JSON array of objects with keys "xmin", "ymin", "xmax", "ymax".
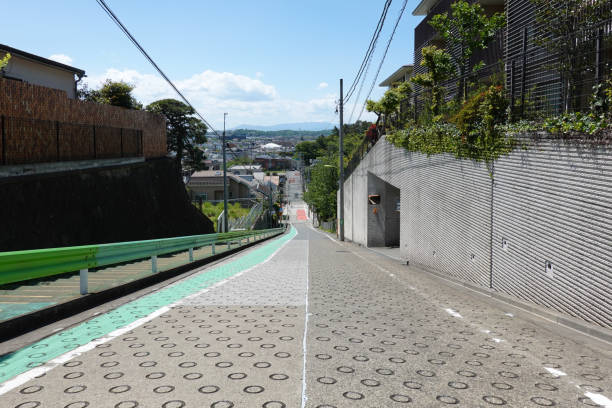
[{"xmin": 231, "ymin": 122, "xmax": 336, "ymax": 131}]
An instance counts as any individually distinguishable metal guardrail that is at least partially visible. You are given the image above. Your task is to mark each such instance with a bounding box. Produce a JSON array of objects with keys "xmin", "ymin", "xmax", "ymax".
[{"xmin": 0, "ymin": 228, "xmax": 285, "ymax": 291}]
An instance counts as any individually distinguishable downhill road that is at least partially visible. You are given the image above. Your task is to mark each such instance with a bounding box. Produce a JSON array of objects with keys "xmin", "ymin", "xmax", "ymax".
[{"xmin": 0, "ymin": 171, "xmax": 611, "ymax": 407}]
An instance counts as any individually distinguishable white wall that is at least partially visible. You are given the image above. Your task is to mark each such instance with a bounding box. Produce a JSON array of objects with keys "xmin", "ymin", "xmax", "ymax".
[{"xmin": 3, "ymin": 55, "xmax": 77, "ymax": 98}]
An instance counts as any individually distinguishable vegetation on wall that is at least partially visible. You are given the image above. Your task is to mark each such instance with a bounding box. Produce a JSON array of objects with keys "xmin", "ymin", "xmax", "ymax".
[
  {"xmin": 429, "ymin": 0, "xmax": 506, "ymax": 101},
  {"xmin": 0, "ymin": 52, "xmax": 11, "ymax": 72}
]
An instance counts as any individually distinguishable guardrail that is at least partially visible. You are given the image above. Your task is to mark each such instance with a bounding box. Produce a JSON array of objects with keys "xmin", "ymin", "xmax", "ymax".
[{"xmin": 0, "ymin": 228, "xmax": 285, "ymax": 292}]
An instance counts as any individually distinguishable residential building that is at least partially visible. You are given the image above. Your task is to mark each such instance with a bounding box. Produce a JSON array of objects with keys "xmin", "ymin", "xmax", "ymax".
[
  {"xmin": 379, "ymin": 65, "xmax": 414, "ymax": 90},
  {"xmin": 0, "ymin": 44, "xmax": 85, "ymax": 99},
  {"xmin": 187, "ymin": 170, "xmax": 254, "ymax": 202},
  {"xmin": 229, "ymin": 164, "xmax": 262, "ymax": 175}
]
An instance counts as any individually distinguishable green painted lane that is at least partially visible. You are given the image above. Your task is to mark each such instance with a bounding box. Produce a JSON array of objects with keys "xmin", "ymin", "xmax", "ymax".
[{"xmin": 0, "ymin": 227, "xmax": 296, "ymax": 384}]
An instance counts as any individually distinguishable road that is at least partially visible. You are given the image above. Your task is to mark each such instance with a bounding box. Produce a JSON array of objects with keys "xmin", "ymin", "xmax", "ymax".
[{"xmin": 0, "ymin": 171, "xmax": 611, "ymax": 407}]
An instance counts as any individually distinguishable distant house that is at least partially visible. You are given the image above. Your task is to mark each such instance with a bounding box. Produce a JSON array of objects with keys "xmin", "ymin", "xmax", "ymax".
[
  {"xmin": 229, "ymin": 164, "xmax": 262, "ymax": 175},
  {"xmin": 187, "ymin": 170, "xmax": 254, "ymax": 203},
  {"xmin": 379, "ymin": 65, "xmax": 414, "ymax": 90},
  {"xmin": 254, "ymin": 155, "xmax": 294, "ymax": 170},
  {"xmin": 0, "ymin": 44, "xmax": 85, "ymax": 99}
]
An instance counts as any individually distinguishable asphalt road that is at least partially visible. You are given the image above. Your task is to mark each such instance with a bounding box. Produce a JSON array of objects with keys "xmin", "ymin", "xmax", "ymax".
[{"xmin": 0, "ymin": 171, "xmax": 611, "ymax": 407}]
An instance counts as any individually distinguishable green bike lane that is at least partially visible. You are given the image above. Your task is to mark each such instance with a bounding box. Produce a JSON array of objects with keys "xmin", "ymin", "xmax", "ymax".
[{"xmin": 0, "ymin": 226, "xmax": 297, "ymax": 399}]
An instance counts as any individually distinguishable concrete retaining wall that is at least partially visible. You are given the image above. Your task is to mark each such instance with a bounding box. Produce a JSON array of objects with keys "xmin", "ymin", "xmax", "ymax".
[{"xmin": 342, "ymin": 135, "xmax": 612, "ymax": 328}]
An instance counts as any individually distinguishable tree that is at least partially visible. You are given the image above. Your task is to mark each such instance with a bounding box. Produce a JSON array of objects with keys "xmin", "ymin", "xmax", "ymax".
[
  {"xmin": 0, "ymin": 52, "xmax": 11, "ymax": 73},
  {"xmin": 411, "ymin": 46, "xmax": 455, "ymax": 116},
  {"xmin": 303, "ymin": 159, "xmax": 338, "ymax": 221},
  {"xmin": 146, "ymin": 99, "xmax": 208, "ymax": 174},
  {"xmin": 429, "ymin": 0, "xmax": 505, "ymax": 101},
  {"xmin": 78, "ymin": 79, "xmax": 143, "ymax": 110},
  {"xmin": 366, "ymin": 81, "xmax": 412, "ymax": 128},
  {"xmin": 529, "ymin": 0, "xmax": 611, "ymax": 111}
]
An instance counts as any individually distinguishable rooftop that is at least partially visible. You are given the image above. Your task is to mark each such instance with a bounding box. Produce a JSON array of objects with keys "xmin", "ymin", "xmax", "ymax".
[
  {"xmin": 379, "ymin": 65, "xmax": 414, "ymax": 87},
  {"xmin": 0, "ymin": 43, "xmax": 85, "ymax": 76}
]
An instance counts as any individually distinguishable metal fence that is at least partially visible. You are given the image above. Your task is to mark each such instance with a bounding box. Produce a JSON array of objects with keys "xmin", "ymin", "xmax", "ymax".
[
  {"xmin": 0, "ymin": 115, "xmax": 143, "ymax": 166},
  {"xmin": 345, "ymin": 136, "xmax": 374, "ymax": 180}
]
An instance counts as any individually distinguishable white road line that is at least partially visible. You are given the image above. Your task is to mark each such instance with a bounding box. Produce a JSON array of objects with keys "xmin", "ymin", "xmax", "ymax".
[
  {"xmin": 544, "ymin": 367, "xmax": 567, "ymax": 377},
  {"xmin": 585, "ymin": 392, "xmax": 612, "ymax": 408},
  {"xmin": 300, "ymin": 226, "xmax": 310, "ymax": 408},
  {"xmin": 445, "ymin": 308, "xmax": 463, "ymax": 318},
  {"xmin": 0, "ymin": 228, "xmax": 296, "ymax": 396}
]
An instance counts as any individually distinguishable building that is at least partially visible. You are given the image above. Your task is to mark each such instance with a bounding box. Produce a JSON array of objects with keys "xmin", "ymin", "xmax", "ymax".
[
  {"xmin": 229, "ymin": 164, "xmax": 262, "ymax": 175},
  {"xmin": 254, "ymin": 156, "xmax": 294, "ymax": 171},
  {"xmin": 379, "ymin": 65, "xmax": 414, "ymax": 90},
  {"xmin": 411, "ymin": 0, "xmax": 504, "ymax": 102},
  {"xmin": 0, "ymin": 44, "xmax": 85, "ymax": 99},
  {"xmin": 187, "ymin": 170, "xmax": 254, "ymax": 202}
]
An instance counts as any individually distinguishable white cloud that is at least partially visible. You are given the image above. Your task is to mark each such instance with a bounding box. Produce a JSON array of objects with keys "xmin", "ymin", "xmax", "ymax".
[
  {"xmin": 318, "ymin": 82, "xmax": 329, "ymax": 89},
  {"xmin": 48, "ymin": 54, "xmax": 73, "ymax": 65},
  {"xmin": 256, "ymin": 72, "xmax": 264, "ymax": 78},
  {"xmin": 83, "ymin": 68, "xmax": 338, "ymax": 128}
]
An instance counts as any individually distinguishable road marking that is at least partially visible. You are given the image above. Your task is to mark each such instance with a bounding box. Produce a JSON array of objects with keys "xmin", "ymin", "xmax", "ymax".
[
  {"xmin": 445, "ymin": 308, "xmax": 463, "ymax": 318},
  {"xmin": 544, "ymin": 367, "xmax": 567, "ymax": 377},
  {"xmin": 585, "ymin": 392, "xmax": 612, "ymax": 408},
  {"xmin": 301, "ymin": 226, "xmax": 310, "ymax": 408},
  {"xmin": 0, "ymin": 227, "xmax": 297, "ymax": 395}
]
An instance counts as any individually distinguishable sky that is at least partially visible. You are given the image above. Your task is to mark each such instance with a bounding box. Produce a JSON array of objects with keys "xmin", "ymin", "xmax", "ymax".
[{"xmin": 2, "ymin": 1, "xmax": 423, "ymax": 129}]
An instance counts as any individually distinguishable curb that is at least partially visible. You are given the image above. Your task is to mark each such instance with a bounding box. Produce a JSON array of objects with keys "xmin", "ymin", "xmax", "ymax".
[{"xmin": 0, "ymin": 230, "xmax": 286, "ymax": 343}]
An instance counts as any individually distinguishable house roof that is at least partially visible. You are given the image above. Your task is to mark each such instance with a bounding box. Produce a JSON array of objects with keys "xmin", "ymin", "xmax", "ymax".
[
  {"xmin": 0, "ymin": 44, "xmax": 85, "ymax": 76},
  {"xmin": 379, "ymin": 65, "xmax": 414, "ymax": 87}
]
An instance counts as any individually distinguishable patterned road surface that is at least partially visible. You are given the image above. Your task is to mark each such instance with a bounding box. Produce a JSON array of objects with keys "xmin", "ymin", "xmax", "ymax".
[{"xmin": 0, "ymin": 172, "xmax": 611, "ymax": 407}]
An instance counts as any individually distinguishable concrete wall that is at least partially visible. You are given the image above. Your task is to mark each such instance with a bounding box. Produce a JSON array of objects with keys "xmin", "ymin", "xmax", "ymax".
[{"xmin": 343, "ymin": 135, "xmax": 612, "ymax": 328}]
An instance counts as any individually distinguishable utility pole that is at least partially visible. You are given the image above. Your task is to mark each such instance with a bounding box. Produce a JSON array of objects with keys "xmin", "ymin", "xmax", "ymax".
[
  {"xmin": 222, "ymin": 113, "xmax": 229, "ymax": 233},
  {"xmin": 339, "ymin": 78, "xmax": 345, "ymax": 241}
]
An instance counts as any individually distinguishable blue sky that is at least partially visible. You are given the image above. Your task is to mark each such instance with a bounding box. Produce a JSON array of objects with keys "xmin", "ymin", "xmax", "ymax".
[{"xmin": 2, "ymin": 1, "xmax": 423, "ymax": 128}]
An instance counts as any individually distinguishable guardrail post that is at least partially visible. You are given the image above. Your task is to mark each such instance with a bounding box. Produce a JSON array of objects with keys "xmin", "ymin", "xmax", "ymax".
[
  {"xmin": 189, "ymin": 247, "xmax": 194, "ymax": 262},
  {"xmin": 228, "ymin": 241, "xmax": 231, "ymax": 250},
  {"xmin": 212, "ymin": 243, "xmax": 215, "ymax": 255},
  {"xmin": 151, "ymin": 255, "xmax": 158, "ymax": 273},
  {"xmin": 80, "ymin": 269, "xmax": 88, "ymax": 295}
]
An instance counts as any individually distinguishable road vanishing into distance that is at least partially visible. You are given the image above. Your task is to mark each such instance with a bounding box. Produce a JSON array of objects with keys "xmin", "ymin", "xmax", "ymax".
[{"xmin": 1, "ymin": 171, "xmax": 611, "ymax": 407}]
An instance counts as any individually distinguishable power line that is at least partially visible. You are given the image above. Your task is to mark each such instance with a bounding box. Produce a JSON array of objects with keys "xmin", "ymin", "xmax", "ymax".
[
  {"xmin": 356, "ymin": 0, "xmax": 409, "ymax": 123},
  {"xmin": 95, "ymin": 0, "xmax": 222, "ymax": 139},
  {"xmin": 344, "ymin": 0, "xmax": 392, "ymax": 104}
]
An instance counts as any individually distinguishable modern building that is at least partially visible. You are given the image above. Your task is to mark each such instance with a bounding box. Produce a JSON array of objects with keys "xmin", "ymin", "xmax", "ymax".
[
  {"xmin": 379, "ymin": 65, "xmax": 414, "ymax": 90},
  {"xmin": 0, "ymin": 44, "xmax": 85, "ymax": 99}
]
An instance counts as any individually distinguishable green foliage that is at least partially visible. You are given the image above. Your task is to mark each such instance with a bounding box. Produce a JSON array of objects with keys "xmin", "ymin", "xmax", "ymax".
[
  {"xmin": 590, "ymin": 80, "xmax": 612, "ymax": 119},
  {"xmin": 303, "ymin": 159, "xmax": 337, "ymax": 221},
  {"xmin": 146, "ymin": 99, "xmax": 208, "ymax": 173},
  {"xmin": 0, "ymin": 52, "xmax": 11, "ymax": 72},
  {"xmin": 366, "ymin": 81, "xmax": 412, "ymax": 127},
  {"xmin": 542, "ymin": 112, "xmax": 610, "ymax": 136},
  {"xmin": 295, "ymin": 120, "xmax": 370, "ymax": 166},
  {"xmin": 411, "ymin": 46, "xmax": 455, "ymax": 115},
  {"xmin": 79, "ymin": 79, "xmax": 143, "ymax": 110},
  {"xmin": 530, "ymin": 0, "xmax": 611, "ymax": 111},
  {"xmin": 429, "ymin": 0, "xmax": 505, "ymax": 100},
  {"xmin": 199, "ymin": 202, "xmax": 250, "ymax": 231},
  {"xmin": 389, "ymin": 85, "xmax": 513, "ymax": 164}
]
